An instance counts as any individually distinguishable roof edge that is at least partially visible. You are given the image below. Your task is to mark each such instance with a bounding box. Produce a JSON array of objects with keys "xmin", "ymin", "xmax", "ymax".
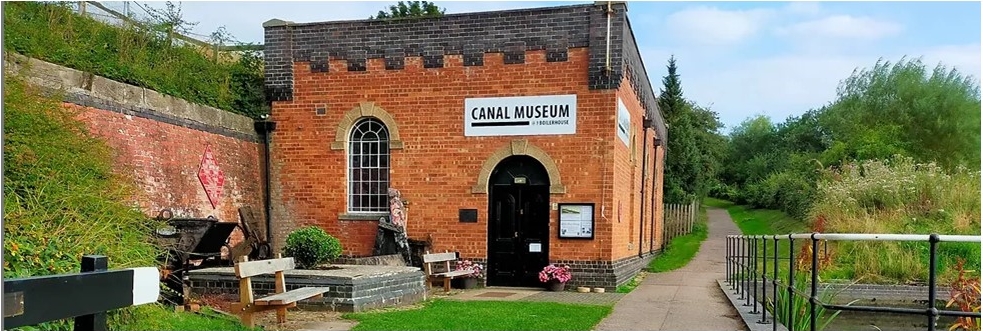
[{"xmin": 263, "ymin": 3, "xmax": 596, "ymax": 28}]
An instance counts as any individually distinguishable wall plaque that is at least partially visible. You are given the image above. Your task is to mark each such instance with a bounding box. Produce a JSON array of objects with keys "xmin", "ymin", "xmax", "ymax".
[
  {"xmin": 558, "ymin": 203, "xmax": 595, "ymax": 239},
  {"xmin": 459, "ymin": 209, "xmax": 478, "ymax": 223}
]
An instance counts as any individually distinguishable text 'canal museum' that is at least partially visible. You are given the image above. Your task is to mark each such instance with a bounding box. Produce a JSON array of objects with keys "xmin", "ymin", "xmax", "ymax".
[{"xmin": 263, "ymin": 1, "xmax": 669, "ymax": 289}]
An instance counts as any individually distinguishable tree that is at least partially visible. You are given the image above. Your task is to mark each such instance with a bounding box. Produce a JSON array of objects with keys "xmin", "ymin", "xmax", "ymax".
[
  {"xmin": 657, "ymin": 56, "xmax": 726, "ymax": 203},
  {"xmin": 141, "ymin": 1, "xmax": 197, "ymax": 47},
  {"xmin": 820, "ymin": 57, "xmax": 981, "ymax": 169},
  {"xmin": 658, "ymin": 55, "xmax": 685, "ymax": 123},
  {"xmin": 370, "ymin": 1, "xmax": 445, "ymax": 19}
]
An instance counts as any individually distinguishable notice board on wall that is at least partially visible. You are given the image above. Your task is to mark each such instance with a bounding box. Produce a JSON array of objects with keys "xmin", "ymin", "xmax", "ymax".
[{"xmin": 558, "ymin": 203, "xmax": 595, "ymax": 239}]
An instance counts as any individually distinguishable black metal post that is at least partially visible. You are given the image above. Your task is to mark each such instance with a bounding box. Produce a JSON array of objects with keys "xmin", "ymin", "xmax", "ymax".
[
  {"xmin": 788, "ymin": 235, "xmax": 795, "ymax": 331},
  {"xmin": 773, "ymin": 235, "xmax": 779, "ymax": 331},
  {"xmin": 736, "ymin": 237, "xmax": 742, "ymax": 295},
  {"xmin": 927, "ymin": 234, "xmax": 940, "ymax": 331},
  {"xmin": 810, "ymin": 233, "xmax": 819, "ymax": 331},
  {"xmin": 74, "ymin": 255, "xmax": 108, "ymax": 331},
  {"xmin": 744, "ymin": 237, "xmax": 752, "ymax": 305},
  {"xmin": 760, "ymin": 236, "xmax": 768, "ymax": 323},
  {"xmin": 727, "ymin": 237, "xmax": 732, "ymax": 288},
  {"xmin": 738, "ymin": 237, "xmax": 744, "ymax": 296},
  {"xmin": 752, "ymin": 236, "xmax": 759, "ymax": 314}
]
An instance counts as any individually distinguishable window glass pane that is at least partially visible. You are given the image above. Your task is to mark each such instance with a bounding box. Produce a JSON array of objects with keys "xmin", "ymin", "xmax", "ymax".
[{"xmin": 348, "ymin": 118, "xmax": 391, "ymax": 212}]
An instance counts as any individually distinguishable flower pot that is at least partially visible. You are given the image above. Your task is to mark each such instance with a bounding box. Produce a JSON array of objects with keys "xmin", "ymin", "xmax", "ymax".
[
  {"xmin": 452, "ymin": 277, "xmax": 479, "ymax": 289},
  {"xmin": 546, "ymin": 279, "xmax": 565, "ymax": 292}
]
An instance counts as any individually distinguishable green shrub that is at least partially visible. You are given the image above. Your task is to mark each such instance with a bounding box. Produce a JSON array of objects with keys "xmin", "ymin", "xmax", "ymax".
[
  {"xmin": 3, "ymin": 75, "xmax": 163, "ymax": 330},
  {"xmin": 283, "ymin": 226, "xmax": 343, "ymax": 269}
]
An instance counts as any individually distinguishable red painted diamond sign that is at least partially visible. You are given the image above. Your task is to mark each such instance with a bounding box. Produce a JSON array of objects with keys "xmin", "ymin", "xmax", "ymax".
[{"xmin": 197, "ymin": 146, "xmax": 225, "ymax": 209}]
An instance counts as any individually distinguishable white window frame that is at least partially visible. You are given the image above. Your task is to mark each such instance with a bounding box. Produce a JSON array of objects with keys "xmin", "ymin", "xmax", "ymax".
[{"xmin": 347, "ymin": 117, "xmax": 391, "ymax": 214}]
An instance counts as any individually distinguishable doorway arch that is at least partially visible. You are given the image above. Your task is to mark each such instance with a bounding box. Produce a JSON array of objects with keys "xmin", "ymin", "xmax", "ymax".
[{"xmin": 486, "ymin": 155, "xmax": 551, "ymax": 287}]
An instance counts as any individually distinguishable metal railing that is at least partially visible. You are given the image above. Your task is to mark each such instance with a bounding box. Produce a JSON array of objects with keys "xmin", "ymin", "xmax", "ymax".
[{"xmin": 725, "ymin": 233, "xmax": 981, "ymax": 331}]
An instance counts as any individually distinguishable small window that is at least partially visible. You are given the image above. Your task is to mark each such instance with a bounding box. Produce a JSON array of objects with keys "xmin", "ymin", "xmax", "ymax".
[{"xmin": 348, "ymin": 118, "xmax": 390, "ymax": 213}]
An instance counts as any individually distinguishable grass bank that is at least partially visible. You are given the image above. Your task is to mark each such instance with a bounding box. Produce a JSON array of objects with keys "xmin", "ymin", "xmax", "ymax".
[
  {"xmin": 3, "ymin": 1, "xmax": 267, "ymax": 118},
  {"xmin": 2, "ymin": 74, "xmax": 252, "ymax": 331},
  {"xmin": 344, "ymin": 300, "xmax": 612, "ymax": 331},
  {"xmin": 704, "ymin": 197, "xmax": 807, "ymax": 235},
  {"xmin": 118, "ymin": 305, "xmax": 256, "ymax": 331},
  {"xmin": 646, "ymin": 205, "xmax": 709, "ymax": 273}
]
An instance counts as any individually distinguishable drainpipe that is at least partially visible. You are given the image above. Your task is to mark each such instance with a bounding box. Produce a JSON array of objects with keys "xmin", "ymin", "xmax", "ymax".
[
  {"xmin": 652, "ymin": 135, "xmax": 662, "ymax": 252},
  {"xmin": 254, "ymin": 116, "xmax": 277, "ymax": 247},
  {"xmin": 605, "ymin": 1, "xmax": 612, "ymax": 73},
  {"xmin": 638, "ymin": 118, "xmax": 651, "ymax": 258}
]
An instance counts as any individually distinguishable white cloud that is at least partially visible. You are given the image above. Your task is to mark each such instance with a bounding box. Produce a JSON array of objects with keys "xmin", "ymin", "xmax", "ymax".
[
  {"xmin": 665, "ymin": 6, "xmax": 776, "ymax": 46},
  {"xmin": 775, "ymin": 15, "xmax": 904, "ymax": 40}
]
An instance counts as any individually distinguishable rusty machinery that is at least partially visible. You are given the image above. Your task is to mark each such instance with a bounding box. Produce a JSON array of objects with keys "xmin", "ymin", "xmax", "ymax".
[{"xmin": 153, "ymin": 207, "xmax": 271, "ymax": 305}]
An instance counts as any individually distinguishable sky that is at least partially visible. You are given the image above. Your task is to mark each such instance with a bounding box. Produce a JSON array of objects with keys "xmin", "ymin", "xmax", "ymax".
[{"xmin": 118, "ymin": 0, "xmax": 982, "ymax": 133}]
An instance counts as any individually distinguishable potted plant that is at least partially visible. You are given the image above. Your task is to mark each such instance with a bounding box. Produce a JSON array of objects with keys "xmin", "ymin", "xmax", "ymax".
[
  {"xmin": 452, "ymin": 259, "xmax": 485, "ymax": 289},
  {"xmin": 539, "ymin": 264, "xmax": 572, "ymax": 291}
]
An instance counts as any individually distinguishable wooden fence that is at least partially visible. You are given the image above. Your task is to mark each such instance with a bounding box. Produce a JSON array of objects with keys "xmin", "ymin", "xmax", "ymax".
[{"xmin": 664, "ymin": 200, "xmax": 699, "ymax": 243}]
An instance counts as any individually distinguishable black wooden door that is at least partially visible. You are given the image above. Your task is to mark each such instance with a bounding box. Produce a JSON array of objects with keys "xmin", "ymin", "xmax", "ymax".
[{"xmin": 487, "ymin": 184, "xmax": 550, "ymax": 287}]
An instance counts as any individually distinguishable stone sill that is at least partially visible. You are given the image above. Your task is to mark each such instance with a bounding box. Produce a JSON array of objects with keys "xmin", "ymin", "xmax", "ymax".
[{"xmin": 338, "ymin": 212, "xmax": 388, "ymax": 221}]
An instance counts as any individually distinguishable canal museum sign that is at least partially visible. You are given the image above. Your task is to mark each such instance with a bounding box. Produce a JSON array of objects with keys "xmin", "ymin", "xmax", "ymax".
[{"xmin": 464, "ymin": 94, "xmax": 577, "ymax": 136}]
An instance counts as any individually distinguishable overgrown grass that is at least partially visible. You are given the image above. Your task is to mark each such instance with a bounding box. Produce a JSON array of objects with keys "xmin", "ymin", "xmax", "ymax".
[
  {"xmin": 3, "ymin": 1, "xmax": 267, "ymax": 118},
  {"xmin": 811, "ymin": 156, "xmax": 982, "ymax": 284},
  {"xmin": 646, "ymin": 206, "xmax": 709, "ymax": 273},
  {"xmin": 343, "ymin": 300, "xmax": 613, "ymax": 331},
  {"xmin": 4, "ymin": 74, "xmax": 159, "ymax": 330},
  {"xmin": 2, "ymin": 75, "xmax": 242, "ymax": 330},
  {"xmin": 2, "ymin": 75, "xmax": 162, "ymax": 276},
  {"xmin": 116, "ymin": 305, "xmax": 256, "ymax": 331}
]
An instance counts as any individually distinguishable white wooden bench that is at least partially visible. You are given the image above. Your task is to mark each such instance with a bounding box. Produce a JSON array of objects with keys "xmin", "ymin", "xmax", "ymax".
[
  {"xmin": 422, "ymin": 251, "xmax": 472, "ymax": 292},
  {"xmin": 230, "ymin": 255, "xmax": 329, "ymax": 328}
]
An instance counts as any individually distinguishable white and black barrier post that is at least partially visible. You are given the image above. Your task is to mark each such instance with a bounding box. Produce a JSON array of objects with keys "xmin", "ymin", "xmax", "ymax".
[{"xmin": 3, "ymin": 255, "xmax": 160, "ymax": 331}]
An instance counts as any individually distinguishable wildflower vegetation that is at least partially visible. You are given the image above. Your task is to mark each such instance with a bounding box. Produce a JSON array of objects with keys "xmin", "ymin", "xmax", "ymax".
[
  {"xmin": 710, "ymin": 57, "xmax": 981, "ymax": 284},
  {"xmin": 813, "ymin": 156, "xmax": 981, "ymax": 283},
  {"xmin": 2, "ymin": 1, "xmax": 268, "ymax": 118}
]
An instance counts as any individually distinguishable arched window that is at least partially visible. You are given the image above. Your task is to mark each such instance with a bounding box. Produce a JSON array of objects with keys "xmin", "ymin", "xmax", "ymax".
[{"xmin": 348, "ymin": 118, "xmax": 390, "ymax": 213}]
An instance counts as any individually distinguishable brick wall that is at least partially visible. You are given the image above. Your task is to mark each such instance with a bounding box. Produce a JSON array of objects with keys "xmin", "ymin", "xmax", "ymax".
[
  {"xmin": 270, "ymin": 48, "xmax": 625, "ymax": 259},
  {"xmin": 263, "ymin": 2, "xmax": 668, "ymax": 288},
  {"xmin": 7, "ymin": 53, "xmax": 267, "ymax": 245},
  {"xmin": 72, "ymin": 104, "xmax": 264, "ymax": 226}
]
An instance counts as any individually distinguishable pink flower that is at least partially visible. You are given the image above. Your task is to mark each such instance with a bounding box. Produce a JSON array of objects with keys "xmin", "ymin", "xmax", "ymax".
[
  {"xmin": 538, "ymin": 264, "xmax": 572, "ymax": 283},
  {"xmin": 455, "ymin": 259, "xmax": 485, "ymax": 279}
]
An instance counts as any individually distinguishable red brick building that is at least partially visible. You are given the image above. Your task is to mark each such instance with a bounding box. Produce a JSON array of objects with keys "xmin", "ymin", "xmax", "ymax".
[{"xmin": 262, "ymin": 2, "xmax": 668, "ymax": 289}]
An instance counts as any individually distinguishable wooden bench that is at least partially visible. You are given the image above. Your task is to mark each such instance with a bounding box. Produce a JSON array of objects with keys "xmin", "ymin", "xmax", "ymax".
[
  {"xmin": 230, "ymin": 255, "xmax": 329, "ymax": 328},
  {"xmin": 422, "ymin": 251, "xmax": 472, "ymax": 292}
]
